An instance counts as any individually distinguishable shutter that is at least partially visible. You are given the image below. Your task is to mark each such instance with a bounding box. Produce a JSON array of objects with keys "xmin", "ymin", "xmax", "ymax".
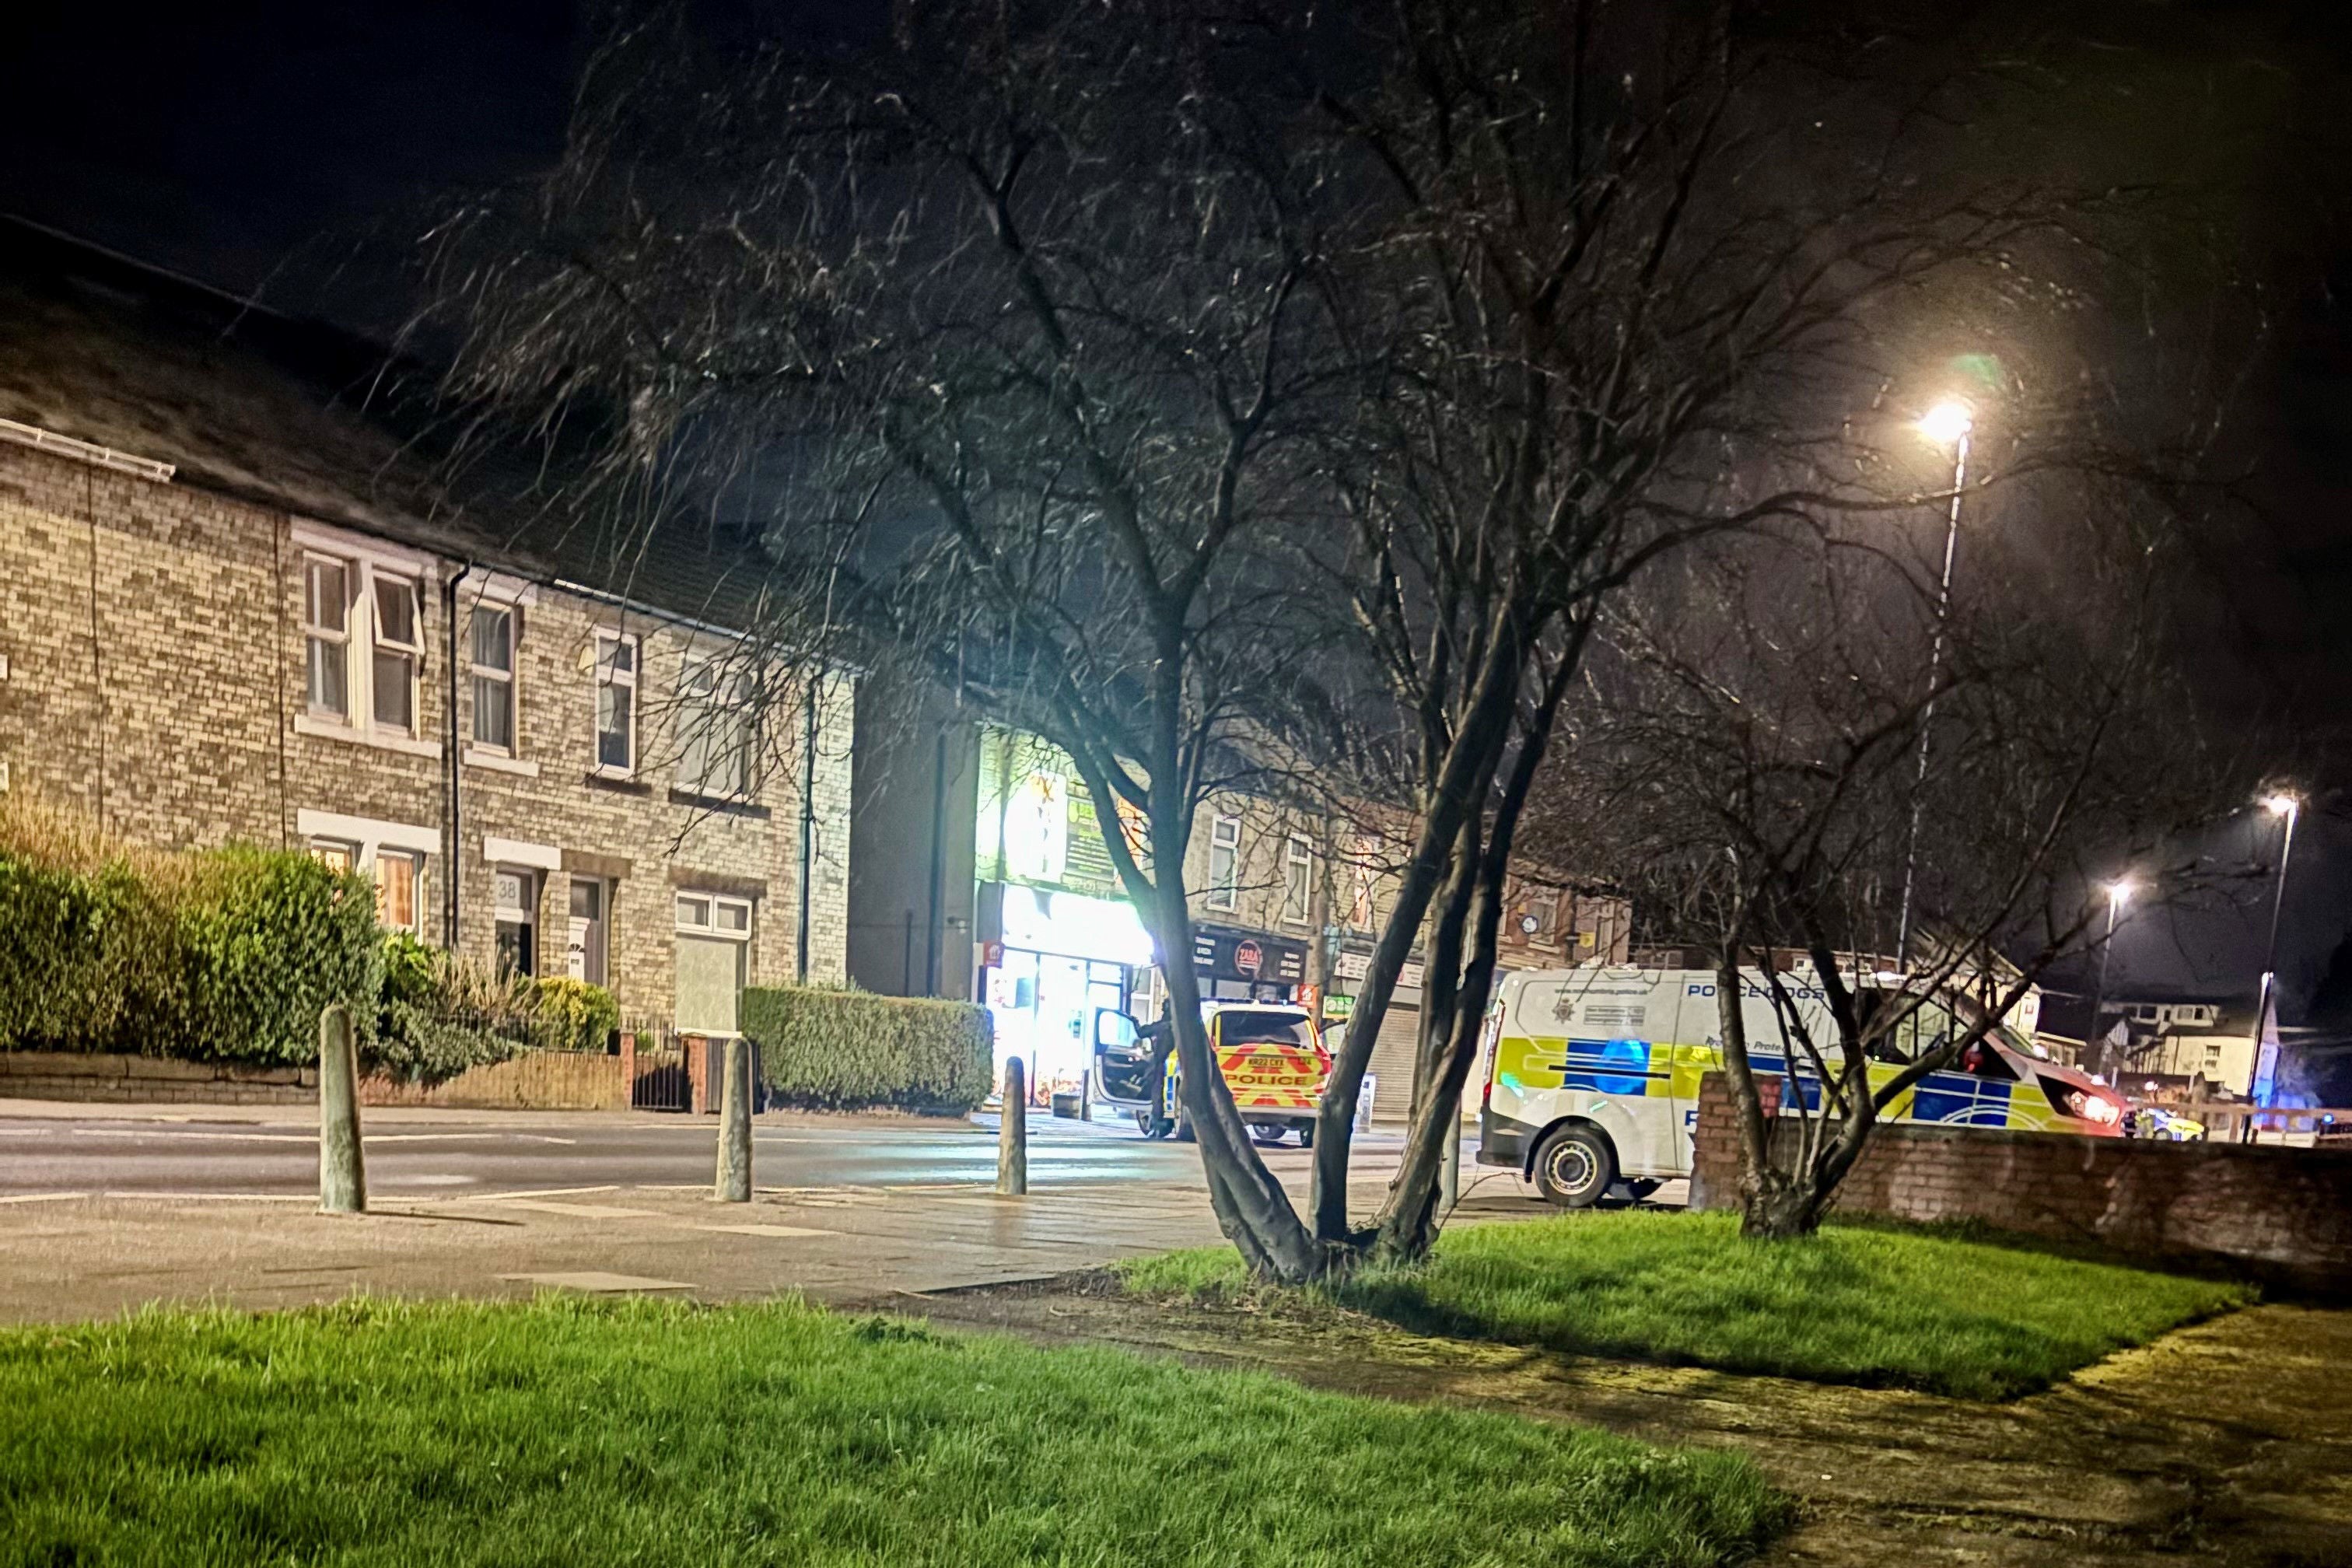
[
  {"xmin": 675, "ymin": 935, "xmax": 744, "ymax": 1034},
  {"xmin": 1366, "ymin": 1001, "xmax": 1423, "ymax": 1122}
]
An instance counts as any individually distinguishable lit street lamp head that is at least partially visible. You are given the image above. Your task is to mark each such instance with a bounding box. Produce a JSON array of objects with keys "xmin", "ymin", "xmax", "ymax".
[
  {"xmin": 2263, "ymin": 793, "xmax": 2298, "ymax": 817},
  {"xmin": 1917, "ymin": 401, "xmax": 1973, "ymax": 447},
  {"xmin": 2105, "ymin": 879, "xmax": 2135, "ymax": 908}
]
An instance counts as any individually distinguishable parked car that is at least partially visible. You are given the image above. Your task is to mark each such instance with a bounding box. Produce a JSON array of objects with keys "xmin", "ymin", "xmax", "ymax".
[{"xmin": 1092, "ymin": 1001, "xmax": 1330, "ymax": 1146}]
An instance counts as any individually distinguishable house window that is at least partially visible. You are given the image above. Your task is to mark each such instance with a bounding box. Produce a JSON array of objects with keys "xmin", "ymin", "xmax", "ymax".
[
  {"xmin": 303, "ymin": 558, "xmax": 351, "ymax": 718},
  {"xmin": 308, "ymin": 838, "xmax": 359, "ymax": 875},
  {"xmin": 1207, "ymin": 814, "xmax": 1241, "ymax": 912},
  {"xmin": 470, "ymin": 607, "xmax": 516, "ymax": 753},
  {"xmin": 677, "ymin": 652, "xmax": 756, "ymax": 799},
  {"xmin": 1281, "ymin": 835, "xmax": 1313, "ymax": 928},
  {"xmin": 494, "ymin": 866, "xmax": 537, "ymax": 977},
  {"xmin": 370, "ymin": 576, "xmax": 422, "ymax": 733},
  {"xmin": 374, "ymin": 849, "xmax": 424, "ymax": 934},
  {"xmin": 594, "ymin": 632, "xmax": 638, "ymax": 775},
  {"xmin": 295, "ymin": 531, "xmax": 436, "ymax": 747}
]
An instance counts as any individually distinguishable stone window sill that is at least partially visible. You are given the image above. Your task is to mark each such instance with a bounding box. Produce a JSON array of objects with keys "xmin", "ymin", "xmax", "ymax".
[
  {"xmin": 667, "ymin": 787, "xmax": 772, "ymax": 821},
  {"xmin": 463, "ymin": 747, "xmax": 541, "ymax": 778},
  {"xmin": 292, "ymin": 712, "xmax": 441, "ymax": 760}
]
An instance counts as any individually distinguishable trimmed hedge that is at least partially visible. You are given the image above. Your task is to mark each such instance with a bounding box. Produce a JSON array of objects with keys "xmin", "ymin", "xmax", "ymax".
[
  {"xmin": 0, "ymin": 819, "xmax": 380, "ymax": 1066},
  {"xmin": 742, "ymin": 985, "xmax": 993, "ymax": 1112}
]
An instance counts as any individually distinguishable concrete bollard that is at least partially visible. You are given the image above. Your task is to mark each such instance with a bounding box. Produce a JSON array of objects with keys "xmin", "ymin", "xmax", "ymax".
[
  {"xmin": 996, "ymin": 1056, "xmax": 1028, "ymax": 1196},
  {"xmin": 318, "ymin": 1003, "xmax": 366, "ymax": 1214},
  {"xmin": 714, "ymin": 1034, "xmax": 754, "ymax": 1202}
]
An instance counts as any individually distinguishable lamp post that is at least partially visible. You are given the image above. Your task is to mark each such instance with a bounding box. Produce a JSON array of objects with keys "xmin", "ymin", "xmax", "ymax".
[
  {"xmin": 1895, "ymin": 400, "xmax": 1973, "ymax": 967},
  {"xmin": 2250, "ymin": 793, "xmax": 2301, "ymax": 1105},
  {"xmin": 2083, "ymin": 879, "xmax": 2133, "ymax": 1080}
]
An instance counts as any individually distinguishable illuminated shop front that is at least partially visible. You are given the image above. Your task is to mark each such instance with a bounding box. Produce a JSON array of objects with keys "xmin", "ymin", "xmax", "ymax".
[
  {"xmin": 980, "ymin": 884, "xmax": 1153, "ymax": 1097},
  {"xmin": 972, "ymin": 727, "xmax": 1155, "ymax": 1100}
]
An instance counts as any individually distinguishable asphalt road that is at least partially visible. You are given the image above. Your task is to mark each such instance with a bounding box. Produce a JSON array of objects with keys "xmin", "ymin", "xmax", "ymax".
[{"xmin": 0, "ymin": 1107, "xmax": 1399, "ymax": 1199}]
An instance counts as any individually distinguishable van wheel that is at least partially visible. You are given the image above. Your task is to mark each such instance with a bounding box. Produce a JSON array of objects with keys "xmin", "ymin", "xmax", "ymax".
[
  {"xmin": 1297, "ymin": 1121, "xmax": 1315, "ymax": 1150},
  {"xmin": 1531, "ymin": 1125, "xmax": 1615, "ymax": 1209}
]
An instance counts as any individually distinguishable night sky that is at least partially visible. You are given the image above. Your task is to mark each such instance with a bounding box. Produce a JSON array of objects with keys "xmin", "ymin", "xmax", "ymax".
[{"xmin": 2, "ymin": 1, "xmax": 2347, "ymax": 1029}]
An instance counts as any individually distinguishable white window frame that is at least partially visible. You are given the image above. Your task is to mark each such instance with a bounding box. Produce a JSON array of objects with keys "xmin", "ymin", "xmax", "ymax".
[
  {"xmin": 468, "ymin": 603, "xmax": 519, "ymax": 755},
  {"xmin": 1280, "ymin": 835, "xmax": 1314, "ymax": 929},
  {"xmin": 1207, "ymin": 814, "xmax": 1241, "ymax": 913},
  {"xmin": 368, "ymin": 571, "xmax": 423, "ymax": 735},
  {"xmin": 296, "ymin": 810, "xmax": 439, "ymax": 938},
  {"xmin": 307, "ymin": 836, "xmax": 360, "ymax": 874},
  {"xmin": 593, "ymin": 630, "xmax": 640, "ymax": 778},
  {"xmin": 289, "ymin": 522, "xmax": 439, "ymax": 758},
  {"xmin": 302, "ymin": 556, "xmax": 352, "ymax": 720},
  {"xmin": 675, "ymin": 892, "xmax": 754, "ymax": 938},
  {"xmin": 373, "ymin": 847, "xmax": 425, "ymax": 936},
  {"xmin": 676, "ymin": 649, "xmax": 758, "ymax": 800}
]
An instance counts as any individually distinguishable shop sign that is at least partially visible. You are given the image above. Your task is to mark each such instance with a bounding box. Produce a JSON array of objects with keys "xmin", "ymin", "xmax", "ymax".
[
  {"xmin": 1334, "ymin": 950, "xmax": 1370, "ymax": 982},
  {"xmin": 1322, "ymin": 992, "xmax": 1355, "ymax": 1022},
  {"xmin": 997, "ymin": 884, "xmax": 1154, "ymax": 968},
  {"xmin": 1192, "ymin": 928, "xmax": 1306, "ymax": 985}
]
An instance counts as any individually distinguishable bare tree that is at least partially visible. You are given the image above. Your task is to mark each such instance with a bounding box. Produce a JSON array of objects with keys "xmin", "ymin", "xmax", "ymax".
[
  {"xmin": 1268, "ymin": 0, "xmax": 2182, "ymax": 1259},
  {"xmin": 1533, "ymin": 498, "xmax": 2242, "ymax": 1238},
  {"xmin": 419, "ymin": 1, "xmax": 2254, "ymax": 1275}
]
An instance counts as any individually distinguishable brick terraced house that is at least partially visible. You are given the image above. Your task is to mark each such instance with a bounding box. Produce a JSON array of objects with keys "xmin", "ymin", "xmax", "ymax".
[{"xmin": 0, "ymin": 220, "xmax": 852, "ymax": 1035}]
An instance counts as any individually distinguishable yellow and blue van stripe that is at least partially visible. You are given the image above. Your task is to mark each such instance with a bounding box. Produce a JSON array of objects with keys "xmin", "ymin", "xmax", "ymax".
[{"xmin": 1495, "ymin": 1034, "xmax": 2053, "ymax": 1130}]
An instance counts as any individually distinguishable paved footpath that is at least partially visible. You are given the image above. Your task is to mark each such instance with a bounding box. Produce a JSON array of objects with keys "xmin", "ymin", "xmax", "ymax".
[{"xmin": 0, "ymin": 1100, "xmax": 1548, "ymax": 1324}]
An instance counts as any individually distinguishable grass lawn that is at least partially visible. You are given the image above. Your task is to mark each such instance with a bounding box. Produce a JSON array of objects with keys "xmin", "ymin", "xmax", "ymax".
[
  {"xmin": 1118, "ymin": 1210, "xmax": 2254, "ymax": 1401},
  {"xmin": 0, "ymin": 1295, "xmax": 1785, "ymax": 1568}
]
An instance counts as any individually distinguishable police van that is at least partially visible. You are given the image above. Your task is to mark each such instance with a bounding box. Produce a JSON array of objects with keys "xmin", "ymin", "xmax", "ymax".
[{"xmin": 1476, "ymin": 964, "xmax": 2126, "ymax": 1206}]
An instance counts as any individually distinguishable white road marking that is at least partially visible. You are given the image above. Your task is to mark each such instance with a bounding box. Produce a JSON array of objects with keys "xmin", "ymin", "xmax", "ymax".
[
  {"xmin": 380, "ymin": 1173, "xmax": 477, "ymax": 1186},
  {"xmin": 484, "ymin": 1199, "xmax": 663, "ymax": 1220},
  {"xmin": 0, "ymin": 1191, "xmax": 88, "ymax": 1204},
  {"xmin": 60, "ymin": 1128, "xmax": 575, "ymax": 1146},
  {"xmin": 467, "ymin": 1184, "xmax": 620, "ymax": 1200},
  {"xmin": 101, "ymin": 1192, "xmax": 312, "ymax": 1202},
  {"xmin": 694, "ymin": 1223, "xmax": 840, "ymax": 1238},
  {"xmin": 499, "ymin": 1271, "xmax": 694, "ymax": 1293}
]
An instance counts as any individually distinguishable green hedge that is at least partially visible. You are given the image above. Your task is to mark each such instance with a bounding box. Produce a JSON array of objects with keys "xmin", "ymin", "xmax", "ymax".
[
  {"xmin": 0, "ymin": 838, "xmax": 380, "ymax": 1066},
  {"xmin": 741, "ymin": 985, "xmax": 993, "ymax": 1112}
]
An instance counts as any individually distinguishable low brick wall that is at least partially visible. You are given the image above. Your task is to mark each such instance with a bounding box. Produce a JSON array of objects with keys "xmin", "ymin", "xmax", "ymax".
[
  {"xmin": 0, "ymin": 1049, "xmax": 316, "ymax": 1104},
  {"xmin": 1, "ymin": 1048, "xmax": 626, "ymax": 1111},
  {"xmin": 1688, "ymin": 1072, "xmax": 2352, "ymax": 1297},
  {"xmin": 360, "ymin": 1051, "xmax": 626, "ymax": 1111}
]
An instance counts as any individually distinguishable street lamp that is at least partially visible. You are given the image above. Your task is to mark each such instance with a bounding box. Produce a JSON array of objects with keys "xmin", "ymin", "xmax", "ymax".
[
  {"xmin": 2083, "ymin": 878, "xmax": 2133, "ymax": 1080},
  {"xmin": 1895, "ymin": 400, "xmax": 1974, "ymax": 966},
  {"xmin": 2250, "ymin": 792, "xmax": 2301, "ymax": 1104}
]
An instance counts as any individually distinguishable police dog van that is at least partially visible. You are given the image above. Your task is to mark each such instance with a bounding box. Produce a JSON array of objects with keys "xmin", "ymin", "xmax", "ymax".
[{"xmin": 1476, "ymin": 964, "xmax": 2126, "ymax": 1206}]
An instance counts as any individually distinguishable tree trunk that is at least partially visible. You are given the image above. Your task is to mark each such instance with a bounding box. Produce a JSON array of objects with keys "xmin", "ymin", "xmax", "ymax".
[
  {"xmin": 1144, "ymin": 824, "xmax": 1329, "ymax": 1283},
  {"xmin": 1311, "ymin": 612, "xmax": 1534, "ymax": 1243}
]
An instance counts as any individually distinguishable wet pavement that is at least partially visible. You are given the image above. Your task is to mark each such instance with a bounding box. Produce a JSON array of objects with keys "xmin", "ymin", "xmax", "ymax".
[{"xmin": 0, "ymin": 1098, "xmax": 1365, "ymax": 1198}]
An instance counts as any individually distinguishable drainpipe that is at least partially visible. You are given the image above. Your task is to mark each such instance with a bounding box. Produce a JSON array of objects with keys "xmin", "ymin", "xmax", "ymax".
[
  {"xmin": 796, "ymin": 672, "xmax": 818, "ymax": 982},
  {"xmin": 443, "ymin": 564, "xmax": 473, "ymax": 947},
  {"xmin": 924, "ymin": 726, "xmax": 948, "ymax": 996}
]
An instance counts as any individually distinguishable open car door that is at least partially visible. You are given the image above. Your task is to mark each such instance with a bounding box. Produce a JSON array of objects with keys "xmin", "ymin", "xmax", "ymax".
[{"xmin": 1091, "ymin": 1008, "xmax": 1156, "ymax": 1108}]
